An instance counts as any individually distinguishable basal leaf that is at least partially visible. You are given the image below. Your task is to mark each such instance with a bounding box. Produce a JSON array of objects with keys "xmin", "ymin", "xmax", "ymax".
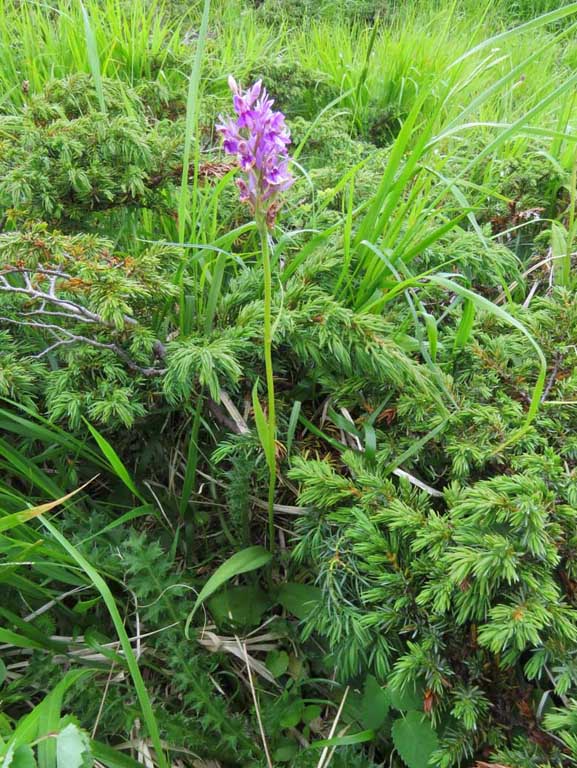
[
  {"xmin": 252, "ymin": 381, "xmax": 274, "ymax": 472},
  {"xmin": 392, "ymin": 711, "xmax": 439, "ymax": 768},
  {"xmin": 276, "ymin": 583, "xmax": 322, "ymax": 620},
  {"xmin": 361, "ymin": 676, "xmax": 390, "ymax": 730}
]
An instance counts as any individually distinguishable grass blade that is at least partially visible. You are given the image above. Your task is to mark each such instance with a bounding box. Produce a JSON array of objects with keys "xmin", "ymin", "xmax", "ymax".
[
  {"xmin": 0, "ymin": 480, "xmax": 93, "ymax": 533},
  {"xmin": 36, "ymin": 516, "xmax": 169, "ymax": 768},
  {"xmin": 430, "ymin": 276, "xmax": 546, "ymax": 443},
  {"xmin": 450, "ymin": 2, "xmax": 577, "ymax": 68},
  {"xmin": 177, "ymin": 0, "xmax": 211, "ymax": 246},
  {"xmin": 79, "ymin": 0, "xmax": 106, "ymax": 113},
  {"xmin": 83, "ymin": 419, "xmax": 142, "ymax": 500}
]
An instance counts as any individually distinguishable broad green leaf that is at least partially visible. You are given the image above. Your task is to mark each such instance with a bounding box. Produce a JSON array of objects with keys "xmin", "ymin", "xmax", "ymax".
[
  {"xmin": 363, "ymin": 423, "xmax": 377, "ymax": 463},
  {"xmin": 280, "ymin": 699, "xmax": 304, "ymax": 728},
  {"xmin": 0, "ymin": 660, "xmax": 5, "ymax": 686},
  {"xmin": 292, "ymin": 86, "xmax": 353, "ymax": 161},
  {"xmin": 286, "ymin": 400, "xmax": 302, "ymax": 458},
  {"xmin": 0, "ymin": 628, "xmax": 56, "ymax": 653},
  {"xmin": 177, "ymin": 0, "xmax": 211, "ymax": 247},
  {"xmin": 185, "ymin": 546, "xmax": 272, "ymax": 632},
  {"xmin": 281, "ymin": 223, "xmax": 340, "ymax": 283},
  {"xmin": 266, "ymin": 650, "xmax": 290, "ymax": 679},
  {"xmin": 5, "ymin": 745, "xmax": 36, "ymax": 768},
  {"xmin": 7, "ymin": 672, "xmax": 89, "ymax": 759},
  {"xmin": 79, "ymin": 505, "xmax": 156, "ymax": 545},
  {"xmin": 276, "ymin": 583, "xmax": 322, "ymax": 620},
  {"xmin": 0, "ymin": 404, "xmax": 103, "ymax": 467},
  {"xmin": 56, "ymin": 724, "xmax": 91, "ymax": 768},
  {"xmin": 79, "ymin": 0, "xmax": 105, "ymax": 113},
  {"xmin": 449, "ymin": 2, "xmax": 577, "ymax": 68},
  {"xmin": 551, "ymin": 221, "xmax": 569, "ymax": 287},
  {"xmin": 90, "ymin": 741, "xmax": 144, "ymax": 768},
  {"xmin": 443, "ymin": 17, "xmax": 577, "ymax": 132},
  {"xmin": 361, "ymin": 676, "xmax": 390, "ymax": 730},
  {"xmin": 273, "ymin": 742, "xmax": 298, "ymax": 763},
  {"xmin": 383, "ymin": 419, "xmax": 448, "ymax": 477},
  {"xmin": 0, "ymin": 437, "xmax": 66, "ymax": 500},
  {"xmin": 208, "ymin": 585, "xmax": 271, "ymax": 627},
  {"xmin": 204, "ymin": 250, "xmax": 227, "ymax": 334},
  {"xmin": 303, "ymin": 705, "xmax": 322, "ymax": 724},
  {"xmin": 1, "ymin": 744, "xmax": 15, "ymax": 767},
  {"xmin": 392, "ymin": 711, "xmax": 439, "ymax": 768},
  {"xmin": 72, "ymin": 598, "xmax": 101, "ymax": 615},
  {"xmin": 179, "ymin": 394, "xmax": 204, "ymax": 517}
]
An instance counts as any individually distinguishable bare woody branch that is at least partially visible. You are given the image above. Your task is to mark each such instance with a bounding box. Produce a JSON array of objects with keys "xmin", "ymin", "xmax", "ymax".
[{"xmin": 0, "ymin": 264, "xmax": 167, "ymax": 369}]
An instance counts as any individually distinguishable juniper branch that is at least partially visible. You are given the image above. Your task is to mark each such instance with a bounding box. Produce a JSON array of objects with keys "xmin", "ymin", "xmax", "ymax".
[
  {"xmin": 0, "ymin": 266, "xmax": 168, "ymax": 363},
  {"xmin": 0, "ymin": 316, "xmax": 166, "ymax": 377}
]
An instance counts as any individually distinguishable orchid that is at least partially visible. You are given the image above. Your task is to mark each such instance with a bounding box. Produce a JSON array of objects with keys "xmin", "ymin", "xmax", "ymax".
[
  {"xmin": 216, "ymin": 76, "xmax": 293, "ymax": 228},
  {"xmin": 216, "ymin": 77, "xmax": 296, "ymax": 554}
]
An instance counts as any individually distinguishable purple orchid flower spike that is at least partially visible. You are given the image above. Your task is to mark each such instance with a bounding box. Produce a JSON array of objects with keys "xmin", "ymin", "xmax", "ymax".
[
  {"xmin": 216, "ymin": 76, "xmax": 294, "ymax": 228},
  {"xmin": 217, "ymin": 77, "xmax": 294, "ymax": 553}
]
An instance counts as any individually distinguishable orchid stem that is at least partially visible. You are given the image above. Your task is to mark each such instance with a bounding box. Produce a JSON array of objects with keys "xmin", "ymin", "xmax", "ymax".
[{"xmin": 257, "ymin": 213, "xmax": 276, "ymax": 555}]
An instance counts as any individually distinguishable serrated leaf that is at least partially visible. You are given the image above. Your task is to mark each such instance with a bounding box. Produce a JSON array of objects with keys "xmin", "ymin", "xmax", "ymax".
[
  {"xmin": 392, "ymin": 711, "xmax": 439, "ymax": 768},
  {"xmin": 56, "ymin": 724, "xmax": 91, "ymax": 768},
  {"xmin": 389, "ymin": 683, "xmax": 424, "ymax": 711},
  {"xmin": 361, "ymin": 675, "xmax": 389, "ymax": 730},
  {"xmin": 1, "ymin": 745, "xmax": 36, "ymax": 768}
]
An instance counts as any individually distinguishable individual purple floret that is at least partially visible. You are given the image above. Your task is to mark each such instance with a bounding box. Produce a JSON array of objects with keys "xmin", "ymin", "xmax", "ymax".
[{"xmin": 216, "ymin": 76, "xmax": 294, "ymax": 228}]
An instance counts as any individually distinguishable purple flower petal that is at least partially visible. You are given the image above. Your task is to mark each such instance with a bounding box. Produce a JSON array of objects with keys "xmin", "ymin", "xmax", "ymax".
[{"xmin": 218, "ymin": 77, "xmax": 294, "ymax": 227}]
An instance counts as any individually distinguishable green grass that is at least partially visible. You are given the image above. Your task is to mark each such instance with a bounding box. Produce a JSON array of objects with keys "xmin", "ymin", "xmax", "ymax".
[{"xmin": 2, "ymin": 0, "xmax": 577, "ymax": 766}]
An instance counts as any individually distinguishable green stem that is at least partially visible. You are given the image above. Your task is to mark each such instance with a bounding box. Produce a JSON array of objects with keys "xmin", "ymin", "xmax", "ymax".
[
  {"xmin": 565, "ymin": 146, "xmax": 577, "ymax": 287},
  {"xmin": 257, "ymin": 213, "xmax": 276, "ymax": 555}
]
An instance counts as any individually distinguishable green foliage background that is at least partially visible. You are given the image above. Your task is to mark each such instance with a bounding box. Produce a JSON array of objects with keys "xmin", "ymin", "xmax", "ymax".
[{"xmin": 2, "ymin": 1, "xmax": 577, "ymax": 767}]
